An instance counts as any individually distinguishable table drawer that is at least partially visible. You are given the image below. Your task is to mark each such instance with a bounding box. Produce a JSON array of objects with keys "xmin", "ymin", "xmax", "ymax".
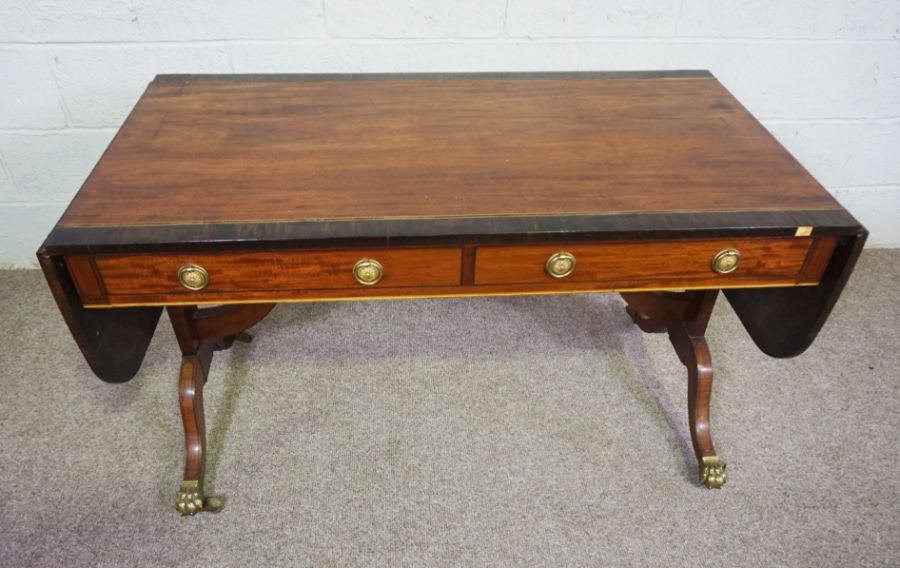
[
  {"xmin": 89, "ymin": 247, "xmax": 462, "ymax": 297},
  {"xmin": 474, "ymin": 237, "xmax": 831, "ymax": 289}
]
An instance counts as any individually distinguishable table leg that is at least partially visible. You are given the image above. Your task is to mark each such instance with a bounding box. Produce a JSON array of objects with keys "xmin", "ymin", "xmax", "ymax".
[
  {"xmin": 621, "ymin": 290, "xmax": 727, "ymax": 488},
  {"xmin": 175, "ymin": 343, "xmax": 220, "ymax": 515},
  {"xmin": 167, "ymin": 303, "xmax": 275, "ymax": 515}
]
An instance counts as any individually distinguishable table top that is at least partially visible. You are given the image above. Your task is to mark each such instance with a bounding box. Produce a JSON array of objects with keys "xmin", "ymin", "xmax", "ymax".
[
  {"xmin": 45, "ymin": 71, "xmax": 857, "ymax": 253},
  {"xmin": 38, "ymin": 72, "xmax": 869, "ymax": 373}
]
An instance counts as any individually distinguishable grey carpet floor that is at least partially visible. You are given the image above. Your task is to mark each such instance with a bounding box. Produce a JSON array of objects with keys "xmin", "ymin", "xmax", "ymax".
[{"xmin": 1, "ymin": 251, "xmax": 898, "ymax": 567}]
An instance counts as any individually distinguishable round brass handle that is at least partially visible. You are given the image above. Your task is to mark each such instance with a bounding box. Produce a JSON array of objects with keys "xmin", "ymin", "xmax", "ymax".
[
  {"xmin": 711, "ymin": 248, "xmax": 741, "ymax": 274},
  {"xmin": 177, "ymin": 264, "xmax": 209, "ymax": 291},
  {"xmin": 353, "ymin": 258, "xmax": 384, "ymax": 286},
  {"xmin": 545, "ymin": 251, "xmax": 576, "ymax": 278}
]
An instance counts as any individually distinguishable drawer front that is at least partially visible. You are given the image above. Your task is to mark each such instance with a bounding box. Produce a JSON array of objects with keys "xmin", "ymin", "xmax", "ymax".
[
  {"xmin": 474, "ymin": 237, "xmax": 822, "ymax": 288},
  {"xmin": 94, "ymin": 247, "xmax": 462, "ymax": 296}
]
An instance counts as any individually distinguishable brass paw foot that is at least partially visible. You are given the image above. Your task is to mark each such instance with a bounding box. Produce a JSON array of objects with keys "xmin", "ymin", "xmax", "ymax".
[
  {"xmin": 176, "ymin": 480, "xmax": 223, "ymax": 516},
  {"xmin": 700, "ymin": 456, "xmax": 727, "ymax": 489}
]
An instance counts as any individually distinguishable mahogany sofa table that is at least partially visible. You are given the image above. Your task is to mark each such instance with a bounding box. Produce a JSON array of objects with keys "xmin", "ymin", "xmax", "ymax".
[{"xmin": 38, "ymin": 71, "xmax": 866, "ymax": 515}]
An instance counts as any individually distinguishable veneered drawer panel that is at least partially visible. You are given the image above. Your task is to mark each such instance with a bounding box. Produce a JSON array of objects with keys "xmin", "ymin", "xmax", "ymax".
[
  {"xmin": 95, "ymin": 247, "xmax": 461, "ymax": 296},
  {"xmin": 474, "ymin": 238, "xmax": 817, "ymax": 288}
]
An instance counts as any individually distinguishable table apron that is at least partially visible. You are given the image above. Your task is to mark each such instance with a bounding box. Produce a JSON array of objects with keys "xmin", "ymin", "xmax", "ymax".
[{"xmin": 63, "ymin": 236, "xmax": 837, "ymax": 307}]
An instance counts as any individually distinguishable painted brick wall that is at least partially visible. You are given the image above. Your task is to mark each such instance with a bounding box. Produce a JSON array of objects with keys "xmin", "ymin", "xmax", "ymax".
[{"xmin": 1, "ymin": 1, "xmax": 898, "ymax": 266}]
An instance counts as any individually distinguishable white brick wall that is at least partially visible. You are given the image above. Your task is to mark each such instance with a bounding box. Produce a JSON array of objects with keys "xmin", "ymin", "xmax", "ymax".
[
  {"xmin": 1, "ymin": 1, "xmax": 897, "ymax": 266},
  {"xmin": 326, "ymin": 0, "xmax": 506, "ymax": 38}
]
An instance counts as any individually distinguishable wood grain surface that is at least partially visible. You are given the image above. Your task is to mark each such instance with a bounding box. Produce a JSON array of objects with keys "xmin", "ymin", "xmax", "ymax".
[
  {"xmin": 68, "ymin": 236, "xmax": 834, "ymax": 307},
  {"xmin": 58, "ymin": 72, "xmax": 841, "ymax": 229},
  {"xmin": 473, "ymin": 237, "xmax": 813, "ymax": 286},
  {"xmin": 95, "ymin": 247, "xmax": 462, "ymax": 295}
]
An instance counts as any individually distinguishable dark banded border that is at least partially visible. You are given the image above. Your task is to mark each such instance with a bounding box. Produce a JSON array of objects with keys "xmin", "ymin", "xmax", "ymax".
[
  {"xmin": 153, "ymin": 70, "xmax": 714, "ymax": 84},
  {"xmin": 43, "ymin": 208, "xmax": 861, "ymax": 255}
]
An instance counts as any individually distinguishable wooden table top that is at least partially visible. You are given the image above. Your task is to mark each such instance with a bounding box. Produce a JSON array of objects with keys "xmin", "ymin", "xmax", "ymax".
[
  {"xmin": 37, "ymin": 72, "xmax": 869, "ymax": 376},
  {"xmin": 47, "ymin": 71, "xmax": 856, "ymax": 253}
]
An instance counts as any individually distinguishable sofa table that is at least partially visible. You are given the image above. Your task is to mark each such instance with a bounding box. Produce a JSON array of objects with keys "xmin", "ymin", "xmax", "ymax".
[{"xmin": 38, "ymin": 72, "xmax": 866, "ymax": 515}]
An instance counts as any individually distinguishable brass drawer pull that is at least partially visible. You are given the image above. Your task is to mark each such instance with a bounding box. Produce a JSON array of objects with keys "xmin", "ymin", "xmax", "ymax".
[
  {"xmin": 711, "ymin": 249, "xmax": 741, "ymax": 274},
  {"xmin": 353, "ymin": 258, "xmax": 384, "ymax": 285},
  {"xmin": 177, "ymin": 264, "xmax": 209, "ymax": 291},
  {"xmin": 545, "ymin": 251, "xmax": 576, "ymax": 278}
]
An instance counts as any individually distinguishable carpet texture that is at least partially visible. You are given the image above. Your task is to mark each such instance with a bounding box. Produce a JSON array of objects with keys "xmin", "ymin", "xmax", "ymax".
[{"xmin": 1, "ymin": 250, "xmax": 898, "ymax": 567}]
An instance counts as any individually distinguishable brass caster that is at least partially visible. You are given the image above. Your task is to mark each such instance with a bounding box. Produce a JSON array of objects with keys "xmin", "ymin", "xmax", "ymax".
[
  {"xmin": 700, "ymin": 456, "xmax": 727, "ymax": 489},
  {"xmin": 176, "ymin": 480, "xmax": 223, "ymax": 516},
  {"xmin": 235, "ymin": 331, "xmax": 253, "ymax": 343}
]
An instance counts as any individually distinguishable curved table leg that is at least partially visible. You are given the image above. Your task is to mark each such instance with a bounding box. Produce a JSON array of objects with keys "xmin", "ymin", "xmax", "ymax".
[
  {"xmin": 168, "ymin": 303, "xmax": 274, "ymax": 515},
  {"xmin": 175, "ymin": 345, "xmax": 223, "ymax": 515},
  {"xmin": 668, "ymin": 320, "xmax": 727, "ymax": 489},
  {"xmin": 622, "ymin": 290, "xmax": 726, "ymax": 489}
]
